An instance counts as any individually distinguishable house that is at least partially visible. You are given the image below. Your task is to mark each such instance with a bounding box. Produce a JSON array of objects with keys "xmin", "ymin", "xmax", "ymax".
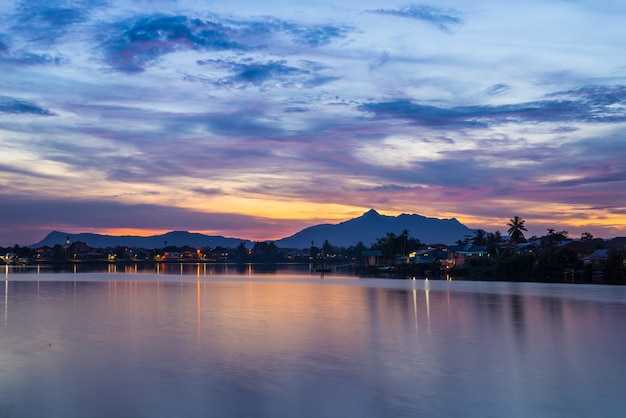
[
  {"xmin": 1, "ymin": 251, "xmax": 18, "ymax": 264},
  {"xmin": 395, "ymin": 255, "xmax": 410, "ymax": 265},
  {"xmin": 582, "ymin": 249, "xmax": 610, "ymax": 268},
  {"xmin": 514, "ymin": 242, "xmax": 540, "ymax": 255},
  {"xmin": 445, "ymin": 244, "xmax": 487, "ymax": 269},
  {"xmin": 161, "ymin": 251, "xmax": 181, "ymax": 260},
  {"xmin": 361, "ymin": 249, "xmax": 382, "ymax": 267},
  {"xmin": 67, "ymin": 241, "xmax": 101, "ymax": 260},
  {"xmin": 564, "ymin": 240, "xmax": 599, "ymax": 258},
  {"xmin": 408, "ymin": 248, "xmax": 445, "ymax": 265}
]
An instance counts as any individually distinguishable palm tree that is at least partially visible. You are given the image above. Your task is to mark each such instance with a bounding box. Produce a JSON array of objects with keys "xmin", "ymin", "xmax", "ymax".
[
  {"xmin": 486, "ymin": 230, "xmax": 504, "ymax": 258},
  {"xmin": 541, "ymin": 229, "xmax": 568, "ymax": 249},
  {"xmin": 472, "ymin": 229, "xmax": 488, "ymax": 246},
  {"xmin": 507, "ymin": 216, "xmax": 528, "ymax": 244}
]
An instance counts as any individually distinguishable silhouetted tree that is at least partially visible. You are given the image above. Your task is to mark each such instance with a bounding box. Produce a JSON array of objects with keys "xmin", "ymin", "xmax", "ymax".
[
  {"xmin": 51, "ymin": 244, "xmax": 66, "ymax": 262},
  {"xmin": 373, "ymin": 230, "xmax": 420, "ymax": 260},
  {"xmin": 486, "ymin": 230, "xmax": 504, "ymax": 258},
  {"xmin": 374, "ymin": 232, "xmax": 397, "ymax": 260},
  {"xmin": 309, "ymin": 244, "xmax": 320, "ymax": 260},
  {"xmin": 507, "ymin": 216, "xmax": 528, "ymax": 244},
  {"xmin": 496, "ymin": 254, "xmax": 534, "ymax": 281},
  {"xmin": 115, "ymin": 246, "xmax": 130, "ymax": 260},
  {"xmin": 321, "ymin": 239, "xmax": 334, "ymax": 256},
  {"xmin": 235, "ymin": 242, "xmax": 249, "ymax": 262},
  {"xmin": 472, "ymin": 229, "xmax": 488, "ymax": 246},
  {"xmin": 456, "ymin": 235, "xmax": 472, "ymax": 245},
  {"xmin": 533, "ymin": 247, "xmax": 581, "ymax": 282},
  {"xmin": 604, "ymin": 246, "xmax": 626, "ymax": 284},
  {"xmin": 345, "ymin": 241, "xmax": 366, "ymax": 260},
  {"xmin": 252, "ymin": 241, "xmax": 279, "ymax": 262},
  {"xmin": 541, "ymin": 229, "xmax": 569, "ymax": 249},
  {"xmin": 581, "ymin": 231, "xmax": 594, "ymax": 240},
  {"xmin": 12, "ymin": 244, "xmax": 35, "ymax": 259}
]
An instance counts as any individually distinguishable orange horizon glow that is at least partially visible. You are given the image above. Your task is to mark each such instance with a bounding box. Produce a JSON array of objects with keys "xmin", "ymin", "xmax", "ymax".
[{"xmin": 60, "ymin": 207, "xmax": 626, "ymax": 243}]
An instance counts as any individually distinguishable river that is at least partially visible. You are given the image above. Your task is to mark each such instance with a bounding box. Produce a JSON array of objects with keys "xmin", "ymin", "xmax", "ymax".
[{"xmin": 1, "ymin": 266, "xmax": 625, "ymax": 417}]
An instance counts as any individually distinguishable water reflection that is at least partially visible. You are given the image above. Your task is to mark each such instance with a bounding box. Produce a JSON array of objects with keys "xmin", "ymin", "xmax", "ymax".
[
  {"xmin": 3, "ymin": 278, "xmax": 7, "ymax": 328},
  {"xmin": 1, "ymin": 276, "xmax": 626, "ymax": 417},
  {"xmin": 5, "ymin": 262, "xmax": 320, "ymax": 277}
]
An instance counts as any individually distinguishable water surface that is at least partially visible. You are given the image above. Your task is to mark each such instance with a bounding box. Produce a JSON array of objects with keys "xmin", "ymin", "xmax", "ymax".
[{"xmin": 2, "ymin": 270, "xmax": 625, "ymax": 417}]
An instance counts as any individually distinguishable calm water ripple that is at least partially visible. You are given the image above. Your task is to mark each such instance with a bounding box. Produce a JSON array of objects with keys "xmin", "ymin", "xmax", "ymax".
[{"xmin": 1, "ymin": 270, "xmax": 626, "ymax": 417}]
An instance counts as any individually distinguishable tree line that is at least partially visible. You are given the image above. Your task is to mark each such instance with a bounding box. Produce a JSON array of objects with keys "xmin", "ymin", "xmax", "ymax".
[
  {"xmin": 446, "ymin": 216, "xmax": 626, "ymax": 284},
  {"xmin": 3, "ymin": 216, "xmax": 625, "ymax": 284}
]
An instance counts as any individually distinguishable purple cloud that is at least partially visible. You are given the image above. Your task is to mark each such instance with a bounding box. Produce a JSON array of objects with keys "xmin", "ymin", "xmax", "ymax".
[
  {"xmin": 100, "ymin": 14, "xmax": 351, "ymax": 73},
  {"xmin": 358, "ymin": 86, "xmax": 626, "ymax": 127},
  {"xmin": 101, "ymin": 15, "xmax": 242, "ymax": 73}
]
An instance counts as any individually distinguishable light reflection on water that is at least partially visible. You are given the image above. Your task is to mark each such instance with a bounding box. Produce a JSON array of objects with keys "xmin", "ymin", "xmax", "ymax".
[
  {"xmin": 1, "ymin": 271, "xmax": 626, "ymax": 418},
  {"xmin": 3, "ymin": 262, "xmax": 329, "ymax": 277}
]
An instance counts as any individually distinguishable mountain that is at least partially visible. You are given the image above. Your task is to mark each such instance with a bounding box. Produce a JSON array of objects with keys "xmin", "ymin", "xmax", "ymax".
[
  {"xmin": 275, "ymin": 209, "xmax": 474, "ymax": 248},
  {"xmin": 31, "ymin": 231, "xmax": 250, "ymax": 249},
  {"xmin": 30, "ymin": 210, "xmax": 474, "ymax": 249}
]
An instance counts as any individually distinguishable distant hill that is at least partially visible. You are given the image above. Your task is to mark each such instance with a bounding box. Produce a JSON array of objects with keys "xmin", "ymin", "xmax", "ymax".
[
  {"xmin": 31, "ymin": 231, "xmax": 251, "ymax": 249},
  {"xmin": 30, "ymin": 209, "xmax": 474, "ymax": 249},
  {"xmin": 275, "ymin": 209, "xmax": 474, "ymax": 248}
]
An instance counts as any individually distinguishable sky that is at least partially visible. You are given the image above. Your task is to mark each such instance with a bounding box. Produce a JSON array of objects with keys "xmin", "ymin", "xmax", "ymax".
[{"xmin": 1, "ymin": 0, "xmax": 626, "ymax": 246}]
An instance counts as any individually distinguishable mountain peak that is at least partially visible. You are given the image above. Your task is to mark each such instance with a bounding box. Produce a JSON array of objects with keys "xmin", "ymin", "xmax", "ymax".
[
  {"xmin": 363, "ymin": 208, "xmax": 380, "ymax": 217},
  {"xmin": 277, "ymin": 210, "xmax": 473, "ymax": 247}
]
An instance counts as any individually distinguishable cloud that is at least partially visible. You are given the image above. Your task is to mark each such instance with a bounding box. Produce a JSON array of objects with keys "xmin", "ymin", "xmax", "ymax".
[
  {"xmin": 547, "ymin": 85, "xmax": 626, "ymax": 110},
  {"xmin": 0, "ymin": 162, "xmax": 58, "ymax": 179},
  {"xmin": 100, "ymin": 13, "xmax": 351, "ymax": 73},
  {"xmin": 12, "ymin": 0, "xmax": 107, "ymax": 43},
  {"xmin": 0, "ymin": 96, "xmax": 54, "ymax": 115},
  {"xmin": 0, "ymin": 49, "xmax": 64, "ymax": 66},
  {"xmin": 195, "ymin": 58, "xmax": 338, "ymax": 89},
  {"xmin": 486, "ymin": 84, "xmax": 511, "ymax": 96},
  {"xmin": 358, "ymin": 85, "xmax": 626, "ymax": 128},
  {"xmin": 234, "ymin": 60, "xmax": 299, "ymax": 84},
  {"xmin": 2, "ymin": 1, "xmax": 625, "ymax": 244},
  {"xmin": 15, "ymin": 0, "xmax": 94, "ymax": 26},
  {"xmin": 344, "ymin": 122, "xmax": 626, "ymax": 218},
  {"xmin": 235, "ymin": 17, "xmax": 352, "ymax": 47},
  {"xmin": 200, "ymin": 111, "xmax": 286, "ymax": 139},
  {"xmin": 0, "ymin": 33, "xmax": 64, "ymax": 66},
  {"xmin": 368, "ymin": 4, "xmax": 462, "ymax": 32},
  {"xmin": 191, "ymin": 187, "xmax": 224, "ymax": 196},
  {"xmin": 359, "ymin": 184, "xmax": 426, "ymax": 193},
  {"xmin": 198, "ymin": 59, "xmax": 299, "ymax": 86},
  {"xmin": 101, "ymin": 15, "xmax": 243, "ymax": 73},
  {"xmin": 358, "ymin": 100, "xmax": 486, "ymax": 128},
  {"xmin": 284, "ymin": 106, "xmax": 310, "ymax": 113},
  {"xmin": 282, "ymin": 22, "xmax": 351, "ymax": 47}
]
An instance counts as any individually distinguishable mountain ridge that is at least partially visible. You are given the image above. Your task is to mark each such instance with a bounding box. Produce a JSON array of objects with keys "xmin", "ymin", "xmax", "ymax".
[
  {"xmin": 31, "ymin": 230, "xmax": 252, "ymax": 250},
  {"xmin": 275, "ymin": 209, "xmax": 472, "ymax": 247},
  {"xmin": 30, "ymin": 209, "xmax": 474, "ymax": 249}
]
